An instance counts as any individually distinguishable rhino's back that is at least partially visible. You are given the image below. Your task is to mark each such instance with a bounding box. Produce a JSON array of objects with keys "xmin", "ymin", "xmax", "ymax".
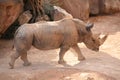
[{"xmin": 32, "ymin": 19, "xmax": 79, "ymax": 50}]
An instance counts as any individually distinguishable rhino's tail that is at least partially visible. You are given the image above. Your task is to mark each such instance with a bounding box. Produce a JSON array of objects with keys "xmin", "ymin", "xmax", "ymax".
[
  {"xmin": 11, "ymin": 44, "xmax": 14, "ymax": 50},
  {"xmin": 11, "ymin": 26, "xmax": 20, "ymax": 50}
]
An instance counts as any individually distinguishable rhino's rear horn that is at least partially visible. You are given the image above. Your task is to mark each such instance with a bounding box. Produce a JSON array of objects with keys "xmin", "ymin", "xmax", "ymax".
[{"xmin": 86, "ymin": 23, "xmax": 94, "ymax": 31}]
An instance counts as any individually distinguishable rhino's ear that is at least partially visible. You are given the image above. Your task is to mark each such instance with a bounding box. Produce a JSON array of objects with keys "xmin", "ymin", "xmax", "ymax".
[{"xmin": 86, "ymin": 23, "xmax": 94, "ymax": 31}]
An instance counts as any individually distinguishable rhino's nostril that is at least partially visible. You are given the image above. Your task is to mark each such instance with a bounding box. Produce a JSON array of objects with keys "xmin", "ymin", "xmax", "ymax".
[{"xmin": 97, "ymin": 48, "xmax": 99, "ymax": 51}]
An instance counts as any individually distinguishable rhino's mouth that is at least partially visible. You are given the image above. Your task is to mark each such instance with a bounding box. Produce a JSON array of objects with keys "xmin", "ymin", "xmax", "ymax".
[{"xmin": 92, "ymin": 48, "xmax": 99, "ymax": 52}]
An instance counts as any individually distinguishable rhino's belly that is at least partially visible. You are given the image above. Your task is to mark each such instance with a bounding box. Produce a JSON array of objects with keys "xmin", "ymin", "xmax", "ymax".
[
  {"xmin": 33, "ymin": 41, "xmax": 62, "ymax": 50},
  {"xmin": 34, "ymin": 45, "xmax": 60, "ymax": 50},
  {"xmin": 32, "ymin": 35, "xmax": 64, "ymax": 50}
]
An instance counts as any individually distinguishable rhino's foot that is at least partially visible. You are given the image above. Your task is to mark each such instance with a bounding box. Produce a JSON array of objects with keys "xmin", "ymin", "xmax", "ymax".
[
  {"xmin": 9, "ymin": 62, "xmax": 14, "ymax": 69},
  {"xmin": 23, "ymin": 62, "xmax": 31, "ymax": 66},
  {"xmin": 58, "ymin": 60, "xmax": 66, "ymax": 64},
  {"xmin": 78, "ymin": 57, "xmax": 85, "ymax": 61}
]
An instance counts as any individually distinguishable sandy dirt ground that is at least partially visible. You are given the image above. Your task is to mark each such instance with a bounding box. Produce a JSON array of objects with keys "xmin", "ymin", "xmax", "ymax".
[{"xmin": 0, "ymin": 13, "xmax": 120, "ymax": 80}]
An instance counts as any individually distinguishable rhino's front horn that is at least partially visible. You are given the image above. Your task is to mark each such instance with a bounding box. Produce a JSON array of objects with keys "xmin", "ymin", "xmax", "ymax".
[{"xmin": 100, "ymin": 34, "xmax": 108, "ymax": 45}]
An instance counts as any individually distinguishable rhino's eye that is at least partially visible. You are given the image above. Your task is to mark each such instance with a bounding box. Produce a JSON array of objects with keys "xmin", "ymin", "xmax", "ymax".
[
  {"xmin": 92, "ymin": 38, "xmax": 95, "ymax": 43},
  {"xmin": 98, "ymin": 37, "xmax": 100, "ymax": 39}
]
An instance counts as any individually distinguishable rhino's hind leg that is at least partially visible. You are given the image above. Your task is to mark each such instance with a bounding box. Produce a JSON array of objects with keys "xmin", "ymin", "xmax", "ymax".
[
  {"xmin": 72, "ymin": 44, "xmax": 85, "ymax": 61},
  {"xmin": 21, "ymin": 52, "xmax": 31, "ymax": 66},
  {"xmin": 58, "ymin": 46, "xmax": 69, "ymax": 64},
  {"xmin": 9, "ymin": 52, "xmax": 20, "ymax": 69}
]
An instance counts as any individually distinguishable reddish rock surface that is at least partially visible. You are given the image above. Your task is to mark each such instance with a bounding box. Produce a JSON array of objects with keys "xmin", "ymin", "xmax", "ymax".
[
  {"xmin": 103, "ymin": 0, "xmax": 120, "ymax": 14},
  {"xmin": 58, "ymin": 0, "xmax": 120, "ymax": 17},
  {"xmin": 1, "ymin": 0, "xmax": 120, "ymax": 36},
  {"xmin": 60, "ymin": 0, "xmax": 89, "ymax": 20},
  {"xmin": 89, "ymin": 0, "xmax": 99, "ymax": 15},
  {"xmin": 54, "ymin": 6, "xmax": 73, "ymax": 21},
  {"xmin": 18, "ymin": 10, "xmax": 32, "ymax": 25},
  {"xmin": 91, "ymin": 0, "xmax": 120, "ymax": 14},
  {"xmin": 0, "ymin": 0, "xmax": 23, "ymax": 34}
]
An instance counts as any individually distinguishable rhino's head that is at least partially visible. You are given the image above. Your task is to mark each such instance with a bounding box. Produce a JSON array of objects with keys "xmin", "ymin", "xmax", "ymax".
[{"xmin": 83, "ymin": 23, "xmax": 108, "ymax": 51}]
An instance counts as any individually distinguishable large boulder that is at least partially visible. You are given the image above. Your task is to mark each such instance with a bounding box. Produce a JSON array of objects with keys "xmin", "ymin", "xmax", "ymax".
[
  {"xmin": 18, "ymin": 10, "xmax": 32, "ymax": 25},
  {"xmin": 89, "ymin": 0, "xmax": 120, "ymax": 15},
  {"xmin": 54, "ymin": 6, "xmax": 73, "ymax": 21},
  {"xmin": 89, "ymin": 0, "xmax": 99, "ymax": 15},
  {"xmin": 59, "ymin": 0, "xmax": 89, "ymax": 20},
  {"xmin": 60, "ymin": 0, "xmax": 120, "ymax": 17},
  {"xmin": 99, "ymin": 0, "xmax": 120, "ymax": 14},
  {"xmin": 0, "ymin": 0, "xmax": 23, "ymax": 35}
]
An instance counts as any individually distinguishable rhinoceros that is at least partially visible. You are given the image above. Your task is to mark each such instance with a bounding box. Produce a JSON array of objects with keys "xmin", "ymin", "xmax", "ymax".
[{"xmin": 9, "ymin": 18, "xmax": 108, "ymax": 69}]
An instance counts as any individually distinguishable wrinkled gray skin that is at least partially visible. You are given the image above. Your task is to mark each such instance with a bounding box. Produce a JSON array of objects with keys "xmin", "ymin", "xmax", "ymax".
[{"xmin": 9, "ymin": 18, "xmax": 108, "ymax": 69}]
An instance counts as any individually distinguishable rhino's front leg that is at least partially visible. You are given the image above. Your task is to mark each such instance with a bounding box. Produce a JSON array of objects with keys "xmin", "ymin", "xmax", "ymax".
[
  {"xmin": 58, "ymin": 46, "xmax": 69, "ymax": 64},
  {"xmin": 9, "ymin": 52, "xmax": 20, "ymax": 69},
  {"xmin": 72, "ymin": 44, "xmax": 85, "ymax": 61},
  {"xmin": 21, "ymin": 52, "xmax": 31, "ymax": 66}
]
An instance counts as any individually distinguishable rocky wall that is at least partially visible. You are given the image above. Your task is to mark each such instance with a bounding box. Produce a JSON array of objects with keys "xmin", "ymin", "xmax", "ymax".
[{"xmin": 0, "ymin": 0, "xmax": 23, "ymax": 34}]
